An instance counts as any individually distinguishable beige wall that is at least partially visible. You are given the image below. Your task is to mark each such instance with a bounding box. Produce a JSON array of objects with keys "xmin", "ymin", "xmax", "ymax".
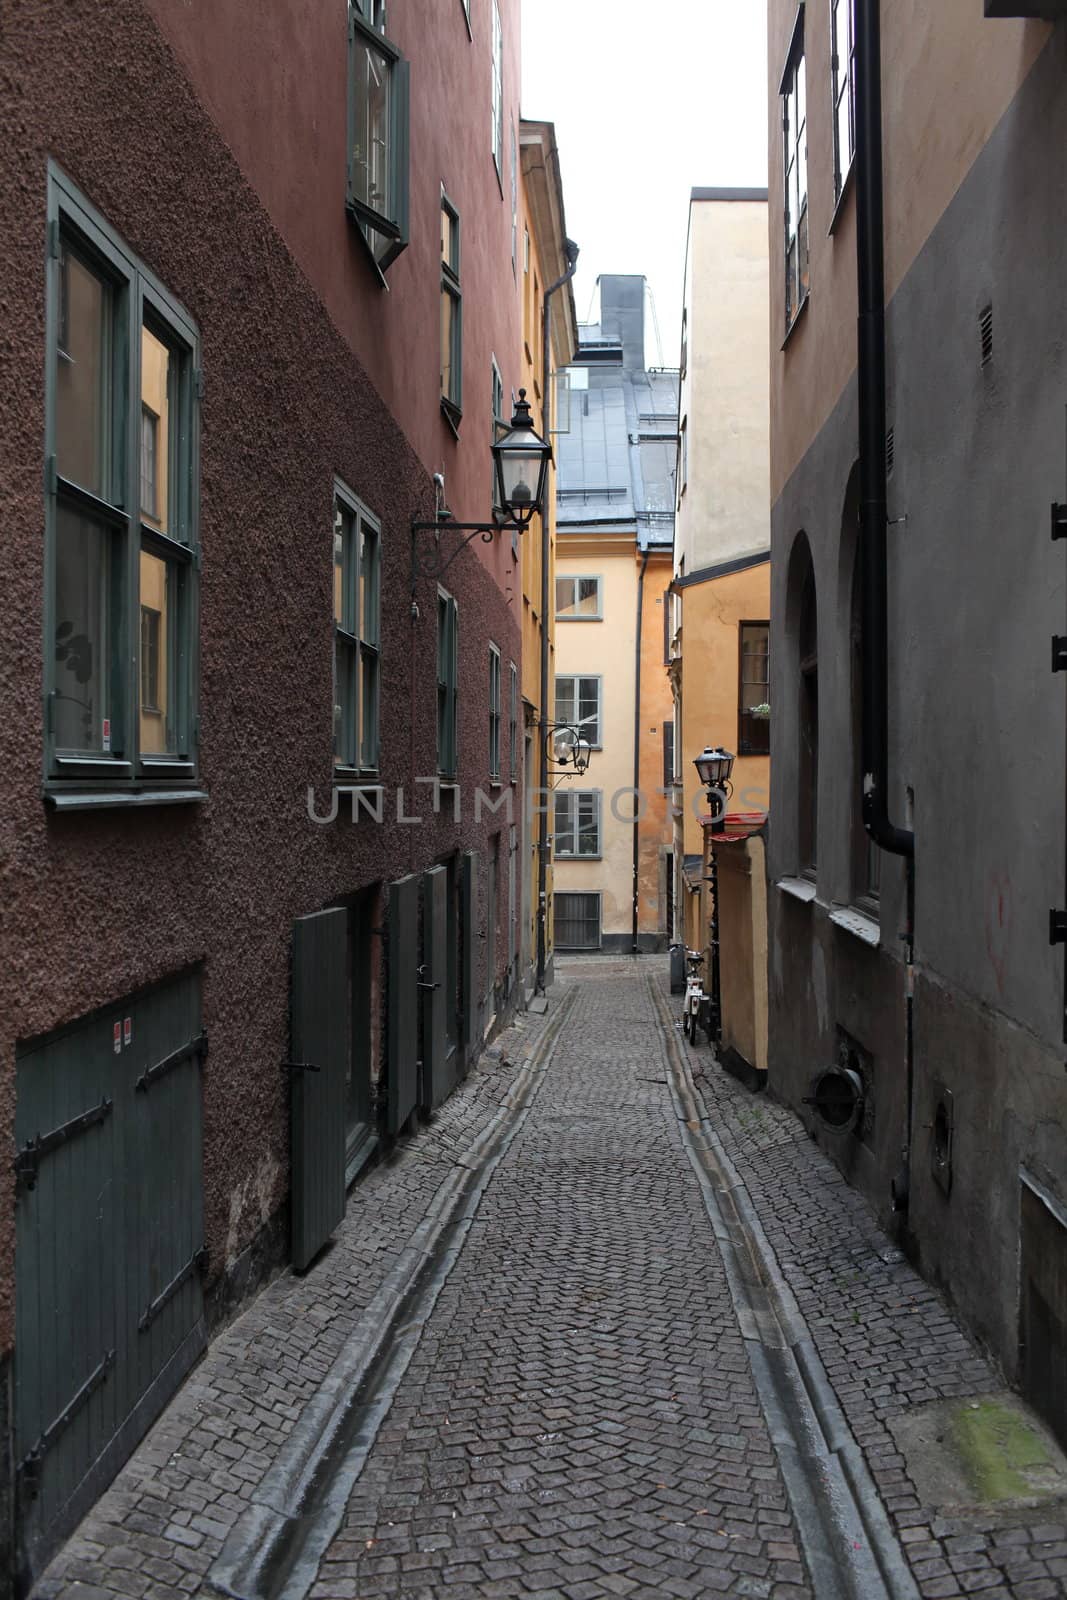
[
  {"xmin": 767, "ymin": 0, "xmax": 1051, "ymax": 503},
  {"xmin": 713, "ymin": 833, "xmax": 769, "ymax": 1075},
  {"xmin": 678, "ymin": 198, "xmax": 770, "ymax": 572},
  {"xmin": 554, "ymin": 534, "xmax": 637, "ymax": 938}
]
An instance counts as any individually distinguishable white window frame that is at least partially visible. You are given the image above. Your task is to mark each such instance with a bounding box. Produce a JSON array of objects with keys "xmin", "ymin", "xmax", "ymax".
[
  {"xmin": 831, "ymin": 0, "xmax": 856, "ymax": 204},
  {"xmin": 554, "ymin": 790, "xmax": 602, "ymax": 859},
  {"xmin": 555, "ymin": 674, "xmax": 602, "ymax": 748},
  {"xmin": 555, "ymin": 576, "xmax": 603, "ymax": 622},
  {"xmin": 491, "ymin": 0, "xmax": 503, "ymax": 178},
  {"xmin": 333, "ymin": 481, "xmax": 381, "ymax": 775},
  {"xmin": 781, "ymin": 8, "xmax": 809, "ymax": 331},
  {"xmin": 489, "ymin": 643, "xmax": 501, "ymax": 780}
]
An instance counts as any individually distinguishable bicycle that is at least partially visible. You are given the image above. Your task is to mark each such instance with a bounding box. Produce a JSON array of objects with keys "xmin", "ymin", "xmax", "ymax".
[{"xmin": 681, "ymin": 949, "xmax": 707, "ymax": 1045}]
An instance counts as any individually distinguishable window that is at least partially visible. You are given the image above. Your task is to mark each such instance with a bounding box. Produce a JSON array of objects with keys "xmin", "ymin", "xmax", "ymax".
[
  {"xmin": 555, "ymin": 675, "xmax": 602, "ymax": 747},
  {"xmin": 441, "ymin": 195, "xmax": 462, "ymax": 426},
  {"xmin": 333, "ymin": 483, "xmax": 381, "ymax": 773},
  {"xmin": 491, "ymin": 1, "xmax": 503, "ymax": 178},
  {"xmin": 437, "ymin": 589, "xmax": 459, "ymax": 779},
  {"xmin": 46, "ymin": 166, "xmax": 200, "ymax": 797},
  {"xmin": 509, "ymin": 662, "xmax": 518, "ymax": 778},
  {"xmin": 679, "ymin": 417, "xmax": 688, "ymax": 498},
  {"xmin": 459, "ymin": 0, "xmax": 472, "ymax": 35},
  {"xmin": 738, "ymin": 623, "xmax": 770, "ymax": 756},
  {"xmin": 663, "ymin": 719, "xmax": 675, "ymax": 791},
  {"xmin": 348, "ymin": 0, "xmax": 410, "ymax": 275},
  {"xmin": 489, "ymin": 644, "xmax": 501, "ymax": 780},
  {"xmin": 781, "ymin": 12, "xmax": 809, "ymax": 329},
  {"xmin": 510, "ymin": 121, "xmax": 518, "ymax": 270},
  {"xmin": 554, "ymin": 791, "xmax": 601, "ymax": 858},
  {"xmin": 556, "ymin": 577, "xmax": 601, "ymax": 620},
  {"xmin": 831, "ymin": 0, "xmax": 856, "ymax": 203},
  {"xmin": 491, "ymin": 357, "xmax": 505, "ymax": 511}
]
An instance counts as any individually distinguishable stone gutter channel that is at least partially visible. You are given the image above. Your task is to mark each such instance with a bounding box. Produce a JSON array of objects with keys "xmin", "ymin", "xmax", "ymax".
[
  {"xmin": 646, "ymin": 972, "xmax": 921, "ymax": 1600},
  {"xmin": 206, "ymin": 987, "xmax": 580, "ymax": 1600}
]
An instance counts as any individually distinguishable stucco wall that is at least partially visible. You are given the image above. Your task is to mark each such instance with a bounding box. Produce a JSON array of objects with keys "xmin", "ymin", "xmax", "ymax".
[
  {"xmin": 0, "ymin": 0, "xmax": 523, "ymax": 1361},
  {"xmin": 553, "ymin": 537, "xmax": 637, "ymax": 938},
  {"xmin": 637, "ymin": 556, "xmax": 676, "ymax": 941},
  {"xmin": 766, "ymin": 0, "xmax": 1051, "ymax": 502},
  {"xmin": 766, "ymin": 27, "xmax": 1067, "ymax": 1376},
  {"xmin": 678, "ymin": 564, "xmax": 771, "ymax": 859},
  {"xmin": 678, "ymin": 198, "xmax": 770, "ymax": 571}
]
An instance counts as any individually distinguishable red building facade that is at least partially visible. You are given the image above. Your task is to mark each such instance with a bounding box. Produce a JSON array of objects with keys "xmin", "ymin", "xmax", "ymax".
[{"xmin": 0, "ymin": 0, "xmax": 530, "ymax": 1584}]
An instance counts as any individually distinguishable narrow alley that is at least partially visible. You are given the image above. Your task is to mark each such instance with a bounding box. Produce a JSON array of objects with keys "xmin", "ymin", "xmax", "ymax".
[{"xmin": 33, "ymin": 962, "xmax": 1067, "ymax": 1600}]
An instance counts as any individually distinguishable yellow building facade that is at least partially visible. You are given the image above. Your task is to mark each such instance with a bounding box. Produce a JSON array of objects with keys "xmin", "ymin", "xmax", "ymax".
[{"xmin": 518, "ymin": 120, "xmax": 577, "ymax": 991}]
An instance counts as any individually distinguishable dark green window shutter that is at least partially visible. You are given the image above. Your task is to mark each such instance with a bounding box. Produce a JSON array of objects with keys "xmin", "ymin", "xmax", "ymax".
[
  {"xmin": 461, "ymin": 850, "xmax": 479, "ymax": 1058},
  {"xmin": 290, "ymin": 907, "xmax": 348, "ymax": 1271},
  {"xmin": 387, "ymin": 874, "xmax": 419, "ymax": 1133},
  {"xmin": 421, "ymin": 865, "xmax": 453, "ymax": 1110}
]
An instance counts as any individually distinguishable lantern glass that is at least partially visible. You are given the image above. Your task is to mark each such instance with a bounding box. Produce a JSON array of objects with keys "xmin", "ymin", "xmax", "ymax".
[
  {"xmin": 693, "ymin": 746, "xmax": 735, "ymax": 789},
  {"xmin": 492, "ymin": 389, "xmax": 551, "ymax": 527}
]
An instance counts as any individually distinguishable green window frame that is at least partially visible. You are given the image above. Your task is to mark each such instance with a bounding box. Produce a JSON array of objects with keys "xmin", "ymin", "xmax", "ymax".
[
  {"xmin": 491, "ymin": 1, "xmax": 504, "ymax": 178},
  {"xmin": 441, "ymin": 194, "xmax": 462, "ymax": 429},
  {"xmin": 555, "ymin": 675, "xmax": 602, "ymax": 748},
  {"xmin": 44, "ymin": 163, "xmax": 201, "ymax": 806},
  {"xmin": 333, "ymin": 481, "xmax": 381, "ymax": 774},
  {"xmin": 489, "ymin": 644, "xmax": 501, "ymax": 780},
  {"xmin": 554, "ymin": 790, "xmax": 601, "ymax": 859},
  {"xmin": 437, "ymin": 589, "xmax": 459, "ymax": 779},
  {"xmin": 347, "ymin": 0, "xmax": 410, "ymax": 277},
  {"xmin": 781, "ymin": 7, "xmax": 809, "ymax": 331}
]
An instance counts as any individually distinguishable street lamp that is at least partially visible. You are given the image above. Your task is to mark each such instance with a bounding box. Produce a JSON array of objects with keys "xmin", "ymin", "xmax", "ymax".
[
  {"xmin": 693, "ymin": 744, "xmax": 735, "ymax": 1048},
  {"xmin": 548, "ymin": 725, "xmax": 592, "ymax": 780},
  {"xmin": 411, "ymin": 390, "xmax": 551, "ymax": 589}
]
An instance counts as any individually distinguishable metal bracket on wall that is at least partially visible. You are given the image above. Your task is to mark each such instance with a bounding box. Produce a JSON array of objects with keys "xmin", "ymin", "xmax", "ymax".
[
  {"xmin": 1054, "ymin": 638, "xmax": 1067, "ymax": 674},
  {"xmin": 410, "ymin": 516, "xmax": 502, "ymax": 593},
  {"xmin": 1052, "ymin": 503, "xmax": 1067, "ymax": 540},
  {"xmin": 1050, "ymin": 910, "xmax": 1067, "ymax": 946}
]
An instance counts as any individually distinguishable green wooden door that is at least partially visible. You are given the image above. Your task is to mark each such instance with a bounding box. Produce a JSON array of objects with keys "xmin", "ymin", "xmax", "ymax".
[
  {"xmin": 387, "ymin": 874, "xmax": 419, "ymax": 1134},
  {"xmin": 421, "ymin": 866, "xmax": 452, "ymax": 1111},
  {"xmin": 290, "ymin": 908, "xmax": 348, "ymax": 1272},
  {"xmin": 461, "ymin": 850, "xmax": 479, "ymax": 1068},
  {"xmin": 15, "ymin": 969, "xmax": 204, "ymax": 1576}
]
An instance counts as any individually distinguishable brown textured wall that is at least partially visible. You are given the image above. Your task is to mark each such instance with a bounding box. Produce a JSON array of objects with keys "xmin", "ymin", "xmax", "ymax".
[{"xmin": 0, "ymin": 0, "xmax": 522, "ymax": 1354}]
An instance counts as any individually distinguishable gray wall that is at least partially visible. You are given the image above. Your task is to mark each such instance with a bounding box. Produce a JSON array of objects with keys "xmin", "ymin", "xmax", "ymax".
[{"xmin": 768, "ymin": 32, "xmax": 1067, "ymax": 1376}]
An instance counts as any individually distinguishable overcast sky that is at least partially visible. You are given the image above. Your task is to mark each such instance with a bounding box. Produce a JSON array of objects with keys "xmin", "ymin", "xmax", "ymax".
[{"xmin": 521, "ymin": 0, "xmax": 769, "ymax": 366}]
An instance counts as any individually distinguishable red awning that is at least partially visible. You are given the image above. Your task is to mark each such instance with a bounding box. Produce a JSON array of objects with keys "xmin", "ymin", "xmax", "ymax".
[{"xmin": 702, "ymin": 810, "xmax": 767, "ymax": 844}]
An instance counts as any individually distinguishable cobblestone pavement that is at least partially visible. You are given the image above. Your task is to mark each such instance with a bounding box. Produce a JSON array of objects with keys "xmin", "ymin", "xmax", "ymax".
[
  {"xmin": 33, "ymin": 958, "xmax": 1067, "ymax": 1600},
  {"xmin": 656, "ymin": 966, "xmax": 1067, "ymax": 1600},
  {"xmin": 312, "ymin": 963, "xmax": 811, "ymax": 1600}
]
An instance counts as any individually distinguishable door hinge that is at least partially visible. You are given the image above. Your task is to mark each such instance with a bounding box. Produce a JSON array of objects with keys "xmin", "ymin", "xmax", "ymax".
[
  {"xmin": 1050, "ymin": 910, "xmax": 1067, "ymax": 946},
  {"xmin": 1053, "ymin": 637, "xmax": 1067, "ymax": 673},
  {"xmin": 1052, "ymin": 503, "xmax": 1067, "ymax": 540},
  {"xmin": 14, "ymin": 1097, "xmax": 113, "ymax": 1193},
  {"xmin": 135, "ymin": 1032, "xmax": 208, "ymax": 1093},
  {"xmin": 138, "ymin": 1246, "xmax": 208, "ymax": 1332},
  {"xmin": 18, "ymin": 1348, "xmax": 115, "ymax": 1497},
  {"xmin": 282, "ymin": 1060, "xmax": 321, "ymax": 1072}
]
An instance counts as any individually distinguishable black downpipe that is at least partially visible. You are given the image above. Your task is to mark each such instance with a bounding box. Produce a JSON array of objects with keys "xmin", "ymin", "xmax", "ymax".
[
  {"xmin": 855, "ymin": 0, "xmax": 915, "ymax": 1212},
  {"xmin": 856, "ymin": 0, "xmax": 912, "ymax": 862},
  {"xmin": 631, "ymin": 550, "xmax": 650, "ymax": 954},
  {"xmin": 535, "ymin": 232, "xmax": 580, "ymax": 996}
]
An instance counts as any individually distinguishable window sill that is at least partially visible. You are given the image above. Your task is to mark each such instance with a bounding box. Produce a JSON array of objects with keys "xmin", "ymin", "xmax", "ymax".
[
  {"xmin": 781, "ymin": 292, "xmax": 810, "ymax": 352},
  {"xmin": 828, "ymin": 160, "xmax": 855, "ymax": 236},
  {"xmin": 45, "ymin": 786, "xmax": 209, "ymax": 813},
  {"xmin": 555, "ymin": 855, "xmax": 603, "ymax": 863},
  {"xmin": 829, "ymin": 904, "xmax": 880, "ymax": 946},
  {"xmin": 776, "ymin": 875, "xmax": 816, "ymax": 904},
  {"xmin": 440, "ymin": 398, "xmax": 462, "ymax": 438},
  {"xmin": 555, "ymin": 615, "xmax": 604, "ymax": 623}
]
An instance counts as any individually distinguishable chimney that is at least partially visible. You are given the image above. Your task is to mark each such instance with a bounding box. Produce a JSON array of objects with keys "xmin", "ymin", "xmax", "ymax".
[{"xmin": 597, "ymin": 274, "xmax": 646, "ymax": 372}]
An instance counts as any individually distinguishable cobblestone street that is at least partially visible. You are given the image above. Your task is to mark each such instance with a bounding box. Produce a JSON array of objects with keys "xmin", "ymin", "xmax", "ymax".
[{"xmin": 34, "ymin": 960, "xmax": 1067, "ymax": 1600}]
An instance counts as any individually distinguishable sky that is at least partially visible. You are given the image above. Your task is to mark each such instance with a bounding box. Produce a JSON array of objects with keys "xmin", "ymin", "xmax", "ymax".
[{"xmin": 521, "ymin": 0, "xmax": 769, "ymax": 367}]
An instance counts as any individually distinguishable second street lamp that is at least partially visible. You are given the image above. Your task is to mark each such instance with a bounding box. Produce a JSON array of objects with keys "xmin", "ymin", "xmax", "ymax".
[{"xmin": 410, "ymin": 389, "xmax": 552, "ymax": 590}]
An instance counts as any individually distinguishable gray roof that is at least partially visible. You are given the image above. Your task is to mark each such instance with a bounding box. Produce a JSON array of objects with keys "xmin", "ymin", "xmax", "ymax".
[{"xmin": 556, "ymin": 277, "xmax": 679, "ymax": 552}]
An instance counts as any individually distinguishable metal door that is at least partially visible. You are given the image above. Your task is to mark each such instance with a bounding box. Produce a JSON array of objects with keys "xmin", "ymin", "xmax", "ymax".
[
  {"xmin": 290, "ymin": 908, "xmax": 348, "ymax": 1271},
  {"xmin": 387, "ymin": 874, "xmax": 419, "ymax": 1134},
  {"xmin": 420, "ymin": 866, "xmax": 452, "ymax": 1110},
  {"xmin": 15, "ymin": 969, "xmax": 204, "ymax": 1576}
]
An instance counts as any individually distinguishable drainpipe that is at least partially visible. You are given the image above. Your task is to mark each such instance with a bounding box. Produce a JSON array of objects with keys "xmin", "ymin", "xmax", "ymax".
[
  {"xmin": 855, "ymin": 0, "xmax": 916, "ymax": 1211},
  {"xmin": 632, "ymin": 549, "xmax": 650, "ymax": 953},
  {"xmin": 535, "ymin": 232, "xmax": 580, "ymax": 996}
]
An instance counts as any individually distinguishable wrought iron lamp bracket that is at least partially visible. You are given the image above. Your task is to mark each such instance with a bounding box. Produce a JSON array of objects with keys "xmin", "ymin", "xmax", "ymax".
[
  {"xmin": 410, "ymin": 514, "xmax": 505, "ymax": 592},
  {"xmin": 543, "ymin": 720, "xmax": 592, "ymax": 786}
]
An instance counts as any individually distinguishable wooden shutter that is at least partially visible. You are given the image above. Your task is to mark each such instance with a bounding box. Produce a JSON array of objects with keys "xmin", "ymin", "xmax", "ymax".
[
  {"xmin": 290, "ymin": 908, "xmax": 348, "ymax": 1271},
  {"xmin": 461, "ymin": 850, "xmax": 479, "ymax": 1060},
  {"xmin": 387, "ymin": 874, "xmax": 419, "ymax": 1133},
  {"xmin": 421, "ymin": 866, "xmax": 453, "ymax": 1110}
]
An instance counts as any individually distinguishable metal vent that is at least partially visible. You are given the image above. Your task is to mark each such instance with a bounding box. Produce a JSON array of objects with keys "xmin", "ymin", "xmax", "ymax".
[
  {"xmin": 885, "ymin": 428, "xmax": 895, "ymax": 476},
  {"xmin": 980, "ymin": 305, "xmax": 994, "ymax": 367}
]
